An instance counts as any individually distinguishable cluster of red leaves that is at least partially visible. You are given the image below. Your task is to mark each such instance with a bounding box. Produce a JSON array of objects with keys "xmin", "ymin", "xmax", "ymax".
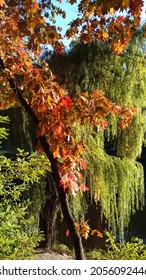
[{"xmin": 60, "ymin": 171, "xmax": 88, "ymax": 196}]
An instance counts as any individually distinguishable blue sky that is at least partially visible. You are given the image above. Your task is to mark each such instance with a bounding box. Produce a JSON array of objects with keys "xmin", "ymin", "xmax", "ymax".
[
  {"xmin": 52, "ymin": 0, "xmax": 78, "ymax": 47},
  {"xmin": 52, "ymin": 0, "xmax": 146, "ymax": 48},
  {"xmin": 141, "ymin": 0, "xmax": 146, "ymax": 21}
]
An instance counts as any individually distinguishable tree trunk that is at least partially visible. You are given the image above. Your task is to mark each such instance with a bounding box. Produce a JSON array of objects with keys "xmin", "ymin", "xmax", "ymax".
[
  {"xmin": 39, "ymin": 186, "xmax": 59, "ymax": 250},
  {"xmin": 46, "ymin": 197, "xmax": 59, "ymax": 250},
  {"xmin": 0, "ymin": 58, "xmax": 85, "ymax": 259},
  {"xmin": 39, "ymin": 136, "xmax": 85, "ymax": 259}
]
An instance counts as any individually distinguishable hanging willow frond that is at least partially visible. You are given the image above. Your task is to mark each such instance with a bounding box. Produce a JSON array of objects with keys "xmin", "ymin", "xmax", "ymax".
[{"xmin": 85, "ymin": 145, "xmax": 144, "ymax": 239}]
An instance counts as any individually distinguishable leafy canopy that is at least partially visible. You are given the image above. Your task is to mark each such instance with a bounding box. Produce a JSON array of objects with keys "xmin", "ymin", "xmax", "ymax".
[{"xmin": 0, "ymin": 0, "xmax": 144, "ymax": 197}]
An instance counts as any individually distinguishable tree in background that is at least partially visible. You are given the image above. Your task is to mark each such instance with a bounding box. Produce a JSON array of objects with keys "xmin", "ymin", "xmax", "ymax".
[
  {"xmin": 48, "ymin": 29, "xmax": 146, "ymax": 245},
  {"xmin": 0, "ymin": 0, "xmax": 144, "ymax": 259}
]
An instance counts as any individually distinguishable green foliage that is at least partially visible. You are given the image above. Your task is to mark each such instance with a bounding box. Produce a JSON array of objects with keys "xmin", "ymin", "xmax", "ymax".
[
  {"xmin": 0, "ymin": 204, "xmax": 43, "ymax": 260},
  {"xmin": 52, "ymin": 242, "xmax": 71, "ymax": 255},
  {"xmin": 84, "ymin": 132, "xmax": 144, "ymax": 239},
  {"xmin": 0, "ymin": 149, "xmax": 50, "ymax": 205},
  {"xmin": 0, "ymin": 107, "xmax": 36, "ymax": 153},
  {"xmin": 117, "ymin": 115, "xmax": 144, "ymax": 159},
  {"xmin": 0, "ymin": 129, "xmax": 50, "ymax": 259},
  {"xmin": 86, "ymin": 231, "xmax": 146, "ymax": 260},
  {"xmin": 0, "ymin": 116, "xmax": 9, "ymax": 147},
  {"xmin": 104, "ymin": 231, "xmax": 146, "ymax": 260},
  {"xmin": 69, "ymin": 188, "xmax": 88, "ymax": 221},
  {"xmin": 72, "ymin": 122, "xmax": 144, "ymax": 239}
]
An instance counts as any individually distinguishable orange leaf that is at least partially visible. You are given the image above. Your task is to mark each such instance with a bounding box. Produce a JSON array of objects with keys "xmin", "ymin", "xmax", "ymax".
[
  {"xmin": 54, "ymin": 124, "xmax": 63, "ymax": 136},
  {"xmin": 0, "ymin": 0, "xmax": 4, "ymax": 6},
  {"xmin": 37, "ymin": 125, "xmax": 45, "ymax": 137},
  {"xmin": 91, "ymin": 229, "xmax": 103, "ymax": 238},
  {"xmin": 97, "ymin": 230, "xmax": 103, "ymax": 238},
  {"xmin": 80, "ymin": 160, "xmax": 86, "ymax": 169},
  {"xmin": 102, "ymin": 30, "xmax": 109, "ymax": 39},
  {"xmin": 91, "ymin": 229, "xmax": 97, "ymax": 235},
  {"xmin": 53, "ymin": 146, "xmax": 60, "ymax": 158}
]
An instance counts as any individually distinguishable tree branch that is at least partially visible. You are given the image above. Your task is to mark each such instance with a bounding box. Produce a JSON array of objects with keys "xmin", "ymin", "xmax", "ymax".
[{"xmin": 0, "ymin": 56, "xmax": 85, "ymax": 259}]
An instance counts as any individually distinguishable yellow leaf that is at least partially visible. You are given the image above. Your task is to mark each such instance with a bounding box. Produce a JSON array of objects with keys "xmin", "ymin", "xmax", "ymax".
[
  {"xmin": 109, "ymin": 8, "xmax": 115, "ymax": 15},
  {"xmin": 77, "ymin": 144, "xmax": 83, "ymax": 154}
]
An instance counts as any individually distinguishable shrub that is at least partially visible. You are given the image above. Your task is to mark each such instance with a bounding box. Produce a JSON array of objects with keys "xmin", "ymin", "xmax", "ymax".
[
  {"xmin": 86, "ymin": 231, "xmax": 146, "ymax": 260},
  {"xmin": 0, "ymin": 150, "xmax": 49, "ymax": 259},
  {"xmin": 52, "ymin": 243, "xmax": 71, "ymax": 255},
  {"xmin": 0, "ymin": 204, "xmax": 43, "ymax": 260}
]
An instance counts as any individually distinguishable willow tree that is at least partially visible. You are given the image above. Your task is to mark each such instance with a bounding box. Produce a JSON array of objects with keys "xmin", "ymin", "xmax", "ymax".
[
  {"xmin": 48, "ymin": 28, "xmax": 146, "ymax": 240},
  {"xmin": 0, "ymin": 0, "xmax": 144, "ymax": 259}
]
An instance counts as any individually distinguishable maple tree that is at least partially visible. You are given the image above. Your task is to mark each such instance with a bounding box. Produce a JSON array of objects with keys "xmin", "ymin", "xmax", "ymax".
[{"xmin": 0, "ymin": 0, "xmax": 144, "ymax": 259}]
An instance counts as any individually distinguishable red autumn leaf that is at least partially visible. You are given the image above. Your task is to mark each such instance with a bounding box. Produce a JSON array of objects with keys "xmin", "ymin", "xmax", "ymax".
[
  {"xmin": 60, "ymin": 174, "xmax": 68, "ymax": 188},
  {"xmin": 118, "ymin": 120, "xmax": 131, "ymax": 130},
  {"xmin": 58, "ymin": 96, "xmax": 73, "ymax": 109},
  {"xmin": 79, "ymin": 183, "xmax": 89, "ymax": 192},
  {"xmin": 66, "ymin": 229, "xmax": 70, "ymax": 237},
  {"xmin": 68, "ymin": 172, "xmax": 78, "ymax": 181},
  {"xmin": 54, "ymin": 42, "xmax": 64, "ymax": 54},
  {"xmin": 54, "ymin": 124, "xmax": 63, "ymax": 136},
  {"xmin": 117, "ymin": 16, "xmax": 124, "ymax": 23},
  {"xmin": 70, "ymin": 180, "xmax": 79, "ymax": 196}
]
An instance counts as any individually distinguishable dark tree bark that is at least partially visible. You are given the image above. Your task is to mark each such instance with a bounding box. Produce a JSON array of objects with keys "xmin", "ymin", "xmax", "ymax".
[
  {"xmin": 85, "ymin": 199, "xmax": 107, "ymax": 250},
  {"xmin": 39, "ymin": 194, "xmax": 59, "ymax": 250},
  {"xmin": 0, "ymin": 58, "xmax": 85, "ymax": 259},
  {"xmin": 39, "ymin": 175, "xmax": 59, "ymax": 250}
]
